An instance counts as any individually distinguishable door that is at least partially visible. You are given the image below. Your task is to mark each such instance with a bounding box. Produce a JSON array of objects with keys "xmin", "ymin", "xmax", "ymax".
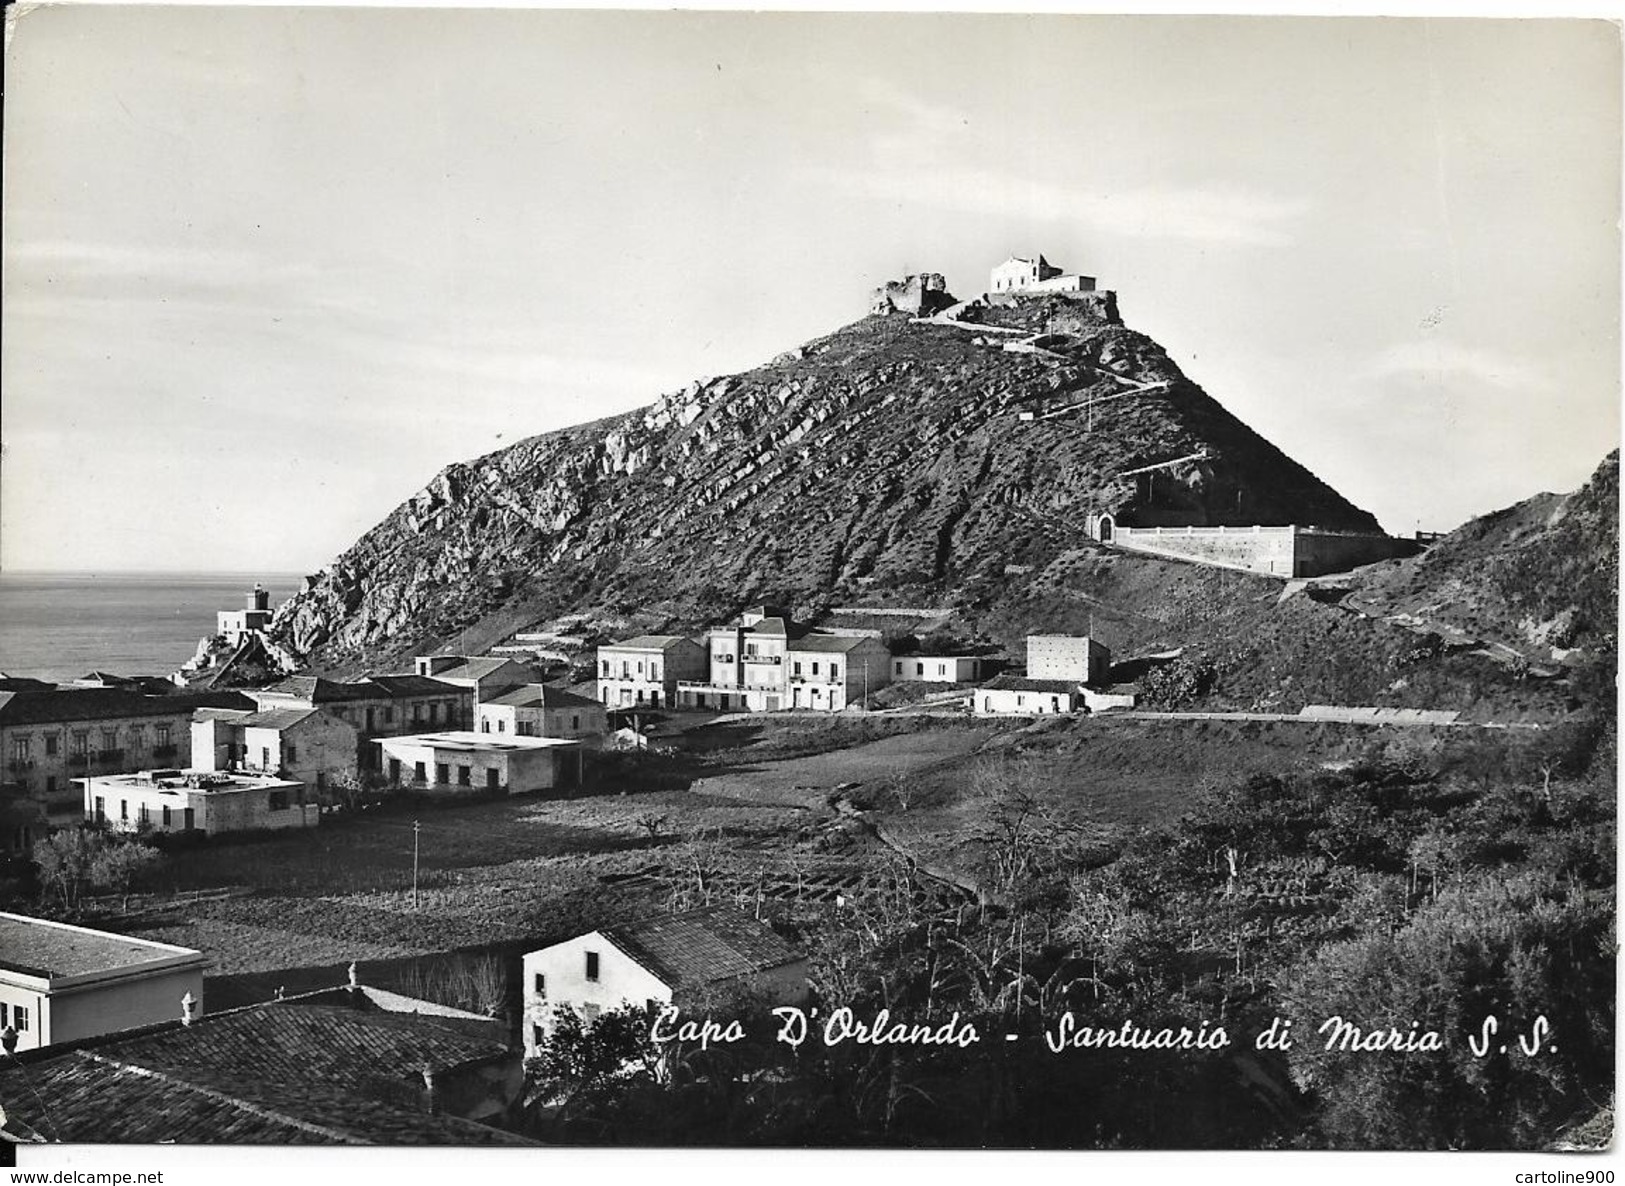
[
  {"xmin": 183, "ymin": 807, "xmax": 195, "ymax": 830},
  {"xmin": 389, "ymin": 758, "xmax": 401, "ymax": 784}
]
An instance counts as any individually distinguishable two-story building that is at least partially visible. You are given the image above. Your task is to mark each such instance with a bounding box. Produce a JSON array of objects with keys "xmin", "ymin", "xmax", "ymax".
[
  {"xmin": 191, "ymin": 706, "xmax": 360, "ymax": 803},
  {"xmin": 0, "ymin": 688, "xmax": 255, "ymax": 821},
  {"xmin": 249, "ymin": 675, "xmax": 471, "ymax": 774},
  {"xmin": 672, "ymin": 606, "xmax": 894, "ymax": 713},
  {"xmin": 476, "ymin": 685, "xmax": 607, "ymax": 746},
  {"xmin": 81, "ymin": 769, "xmax": 315, "ymax": 836},
  {"xmin": 596, "ymin": 636, "xmax": 707, "ymax": 709},
  {"xmin": 1026, "ymin": 635, "xmax": 1112, "ymax": 684},
  {"xmin": 216, "ymin": 584, "xmax": 275, "ymax": 647},
  {"xmin": 0, "ymin": 912, "xmax": 206, "ymax": 1053}
]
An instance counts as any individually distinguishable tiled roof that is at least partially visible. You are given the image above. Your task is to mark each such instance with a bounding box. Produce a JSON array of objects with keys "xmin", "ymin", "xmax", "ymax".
[
  {"xmin": 239, "ymin": 707, "xmax": 322, "ymax": 731},
  {"xmin": 0, "ymin": 689, "xmax": 254, "ymax": 726},
  {"xmin": 193, "ymin": 707, "xmax": 254, "ymax": 724},
  {"xmin": 0, "ymin": 913, "xmax": 202, "ymax": 980},
  {"xmin": 259, "ymin": 677, "xmax": 378, "ymax": 704},
  {"xmin": 603, "ymin": 906, "xmax": 804, "ymax": 991},
  {"xmin": 0, "ymin": 1000, "xmax": 533, "ymax": 1146},
  {"xmin": 429, "ymin": 658, "xmax": 516, "ymax": 682},
  {"xmin": 982, "ymin": 675, "xmax": 1080, "ymax": 694},
  {"xmin": 600, "ymin": 635, "xmax": 696, "ymax": 651},
  {"xmin": 786, "ymin": 634, "xmax": 882, "ymax": 654},
  {"xmin": 367, "ymin": 674, "xmax": 464, "ymax": 698},
  {"xmin": 482, "ymin": 685, "xmax": 601, "ymax": 710}
]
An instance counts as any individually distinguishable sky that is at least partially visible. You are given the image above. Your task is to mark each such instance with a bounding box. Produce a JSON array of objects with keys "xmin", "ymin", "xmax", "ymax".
[{"xmin": 2, "ymin": 7, "xmax": 1619, "ymax": 573}]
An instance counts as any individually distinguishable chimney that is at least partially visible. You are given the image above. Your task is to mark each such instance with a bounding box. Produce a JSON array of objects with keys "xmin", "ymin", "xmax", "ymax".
[
  {"xmin": 415, "ymin": 656, "xmax": 458, "ymax": 677},
  {"xmin": 181, "ymin": 991, "xmax": 197, "ymax": 1026}
]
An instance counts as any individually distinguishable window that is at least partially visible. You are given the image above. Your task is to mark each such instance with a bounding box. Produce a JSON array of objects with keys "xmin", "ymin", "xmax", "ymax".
[
  {"xmin": 414, "ymin": 704, "xmax": 424, "ymax": 722},
  {"xmin": 533, "ymin": 972, "xmax": 547, "ymax": 997},
  {"xmin": 268, "ymin": 790, "xmax": 290, "ymax": 811},
  {"xmin": 429, "ymin": 703, "xmax": 439, "ymax": 723},
  {"xmin": 129, "ymin": 727, "xmax": 145, "ymax": 754},
  {"xmin": 916, "ymin": 663, "xmax": 925, "ymax": 676},
  {"xmin": 44, "ymin": 733, "xmax": 59, "ymax": 756},
  {"xmin": 71, "ymin": 732, "xmax": 88, "ymax": 756},
  {"xmin": 13, "ymin": 1005, "xmax": 27, "ymax": 1032},
  {"xmin": 435, "ymin": 763, "xmax": 449, "ymax": 785},
  {"xmin": 120, "ymin": 800, "xmax": 128, "ymax": 821},
  {"xmin": 156, "ymin": 725, "xmax": 171, "ymax": 748},
  {"xmin": 811, "ymin": 662, "xmax": 820, "ymax": 675},
  {"xmin": 457, "ymin": 765, "xmax": 471, "ymax": 786},
  {"xmin": 831, "ymin": 663, "xmax": 840, "ymax": 679},
  {"xmin": 637, "ymin": 660, "xmax": 645, "ymax": 675},
  {"xmin": 533, "ymin": 1023, "xmax": 545, "ymax": 1047},
  {"xmin": 162, "ymin": 805, "xmax": 171, "ymax": 827},
  {"xmin": 570, "ymin": 715, "xmax": 579, "ymax": 730},
  {"xmin": 793, "ymin": 661, "xmax": 802, "ymax": 676},
  {"xmin": 286, "ymin": 744, "xmax": 297, "ymax": 763},
  {"xmin": 497, "ymin": 720, "xmax": 506, "ymax": 733},
  {"xmin": 100, "ymin": 729, "xmax": 118, "ymax": 751},
  {"xmin": 139, "ymin": 804, "xmax": 150, "ymax": 827},
  {"xmin": 0, "ymin": 1003, "xmax": 7, "ymax": 1027},
  {"xmin": 384, "ymin": 708, "xmax": 394, "ymax": 724},
  {"xmin": 650, "ymin": 663, "xmax": 660, "ymax": 681},
  {"xmin": 601, "ymin": 660, "xmax": 610, "ymax": 677},
  {"xmin": 11, "ymin": 737, "xmax": 29, "ymax": 762},
  {"xmin": 94, "ymin": 796, "xmax": 105, "ymax": 822},
  {"xmin": 46, "ymin": 776, "xmax": 57, "ymax": 794},
  {"xmin": 939, "ymin": 664, "xmax": 948, "ymax": 677},
  {"xmin": 895, "ymin": 662, "xmax": 903, "ymax": 675},
  {"xmin": 481, "ymin": 719, "xmax": 491, "ymax": 733},
  {"xmin": 585, "ymin": 951, "xmax": 600, "ymax": 981},
  {"xmin": 261, "ymin": 747, "xmax": 272, "ymax": 770}
]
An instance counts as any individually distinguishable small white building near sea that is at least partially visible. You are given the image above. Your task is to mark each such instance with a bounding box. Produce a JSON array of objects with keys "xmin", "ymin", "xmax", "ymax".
[{"xmin": 376, "ymin": 731, "xmax": 583, "ymax": 796}]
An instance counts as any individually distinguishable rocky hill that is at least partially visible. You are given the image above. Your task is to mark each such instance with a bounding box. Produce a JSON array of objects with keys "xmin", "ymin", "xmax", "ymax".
[
  {"xmin": 269, "ymin": 286, "xmax": 1389, "ymax": 672},
  {"xmin": 1343, "ymin": 451, "xmax": 1618, "ymax": 666}
]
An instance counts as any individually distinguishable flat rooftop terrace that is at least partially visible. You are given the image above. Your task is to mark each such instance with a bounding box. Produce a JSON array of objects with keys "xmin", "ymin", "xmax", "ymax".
[
  {"xmin": 75, "ymin": 771, "xmax": 301, "ymax": 794},
  {"xmin": 0, "ymin": 911, "xmax": 203, "ymax": 982}
]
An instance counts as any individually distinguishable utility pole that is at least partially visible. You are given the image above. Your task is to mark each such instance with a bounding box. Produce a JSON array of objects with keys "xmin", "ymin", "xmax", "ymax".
[{"xmin": 412, "ymin": 820, "xmax": 421, "ymax": 910}]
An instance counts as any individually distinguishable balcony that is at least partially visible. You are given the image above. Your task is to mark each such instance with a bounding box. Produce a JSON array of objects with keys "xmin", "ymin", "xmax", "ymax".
[
  {"xmin": 6, "ymin": 760, "xmax": 34, "ymax": 773},
  {"xmin": 152, "ymin": 745, "xmax": 178, "ymax": 760},
  {"xmin": 97, "ymin": 749, "xmax": 125, "ymax": 764},
  {"xmin": 68, "ymin": 754, "xmax": 92, "ymax": 769}
]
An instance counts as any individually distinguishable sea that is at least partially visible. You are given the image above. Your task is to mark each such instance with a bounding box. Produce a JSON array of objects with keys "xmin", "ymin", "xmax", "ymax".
[{"xmin": 0, "ymin": 572, "xmax": 307, "ymax": 684}]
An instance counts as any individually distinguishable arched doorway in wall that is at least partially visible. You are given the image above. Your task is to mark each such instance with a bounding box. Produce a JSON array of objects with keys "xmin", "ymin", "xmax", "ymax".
[{"xmin": 1096, "ymin": 513, "xmax": 1115, "ymax": 543}]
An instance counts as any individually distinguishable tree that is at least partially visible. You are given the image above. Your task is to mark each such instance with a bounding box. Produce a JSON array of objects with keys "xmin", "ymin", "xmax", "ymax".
[{"xmin": 32, "ymin": 828, "xmax": 165, "ymax": 913}]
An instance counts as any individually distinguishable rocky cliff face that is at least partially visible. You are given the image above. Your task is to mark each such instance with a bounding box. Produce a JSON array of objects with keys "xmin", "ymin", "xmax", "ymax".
[{"xmin": 270, "ymin": 292, "xmax": 1383, "ymax": 672}]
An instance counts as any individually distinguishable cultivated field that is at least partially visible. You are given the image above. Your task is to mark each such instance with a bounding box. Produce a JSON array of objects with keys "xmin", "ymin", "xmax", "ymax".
[{"xmin": 113, "ymin": 712, "xmax": 1496, "ymax": 1009}]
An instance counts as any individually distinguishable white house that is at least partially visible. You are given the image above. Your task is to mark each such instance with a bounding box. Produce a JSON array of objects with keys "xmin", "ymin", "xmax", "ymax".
[
  {"xmin": 674, "ymin": 606, "xmax": 893, "ymax": 712},
  {"xmin": 890, "ymin": 654, "xmax": 987, "ymax": 684},
  {"xmin": 974, "ymin": 675, "xmax": 1082, "ymax": 717},
  {"xmin": 597, "ymin": 636, "xmax": 708, "ymax": 710},
  {"xmin": 989, "ymin": 254, "xmax": 1097, "ymax": 295},
  {"xmin": 521, "ymin": 906, "xmax": 809, "ymax": 1057},
  {"xmin": 216, "ymin": 585, "xmax": 273, "ymax": 647},
  {"xmin": 0, "ymin": 911, "xmax": 206, "ymax": 1053},
  {"xmin": 477, "ymin": 684, "xmax": 607, "ymax": 746},
  {"xmin": 377, "ymin": 731, "xmax": 583, "ymax": 795},
  {"xmin": 81, "ymin": 770, "xmax": 315, "ymax": 836}
]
